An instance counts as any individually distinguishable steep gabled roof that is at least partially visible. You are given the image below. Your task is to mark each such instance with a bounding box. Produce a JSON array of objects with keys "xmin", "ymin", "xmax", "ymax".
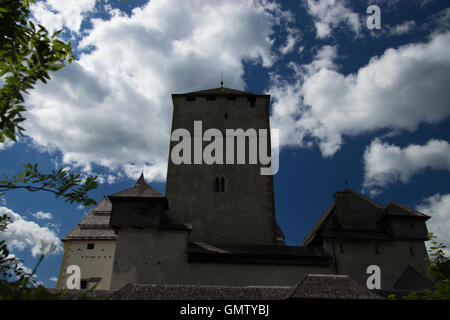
[
  {"xmin": 303, "ymin": 203, "xmax": 336, "ymax": 246},
  {"xmin": 302, "ymin": 188, "xmax": 429, "ymax": 246}
]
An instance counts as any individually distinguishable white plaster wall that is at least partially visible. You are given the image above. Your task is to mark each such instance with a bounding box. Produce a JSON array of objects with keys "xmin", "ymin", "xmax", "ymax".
[{"xmin": 57, "ymin": 240, "xmax": 116, "ymax": 290}]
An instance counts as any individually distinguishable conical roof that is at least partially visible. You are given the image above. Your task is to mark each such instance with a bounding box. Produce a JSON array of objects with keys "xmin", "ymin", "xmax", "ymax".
[{"xmin": 109, "ymin": 172, "xmax": 163, "ymax": 198}]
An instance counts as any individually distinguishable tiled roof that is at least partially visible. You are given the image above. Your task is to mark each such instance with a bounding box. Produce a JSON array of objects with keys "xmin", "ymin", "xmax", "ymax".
[
  {"xmin": 289, "ymin": 274, "xmax": 383, "ymax": 300},
  {"xmin": 46, "ymin": 275, "xmax": 383, "ymax": 300},
  {"xmin": 109, "ymin": 183, "xmax": 163, "ymax": 198},
  {"xmin": 62, "ymin": 198, "xmax": 116, "ymax": 241},
  {"xmin": 302, "ymin": 188, "xmax": 429, "ymax": 246},
  {"xmin": 381, "ymin": 202, "xmax": 430, "ymax": 219}
]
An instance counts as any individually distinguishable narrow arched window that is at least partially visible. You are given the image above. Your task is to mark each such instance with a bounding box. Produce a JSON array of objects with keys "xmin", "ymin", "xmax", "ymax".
[
  {"xmin": 215, "ymin": 177, "xmax": 220, "ymax": 192},
  {"xmin": 215, "ymin": 177, "xmax": 226, "ymax": 192},
  {"xmin": 220, "ymin": 177, "xmax": 225, "ymax": 192}
]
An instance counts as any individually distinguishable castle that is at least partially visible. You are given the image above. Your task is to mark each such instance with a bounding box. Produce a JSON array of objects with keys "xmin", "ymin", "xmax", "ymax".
[{"xmin": 56, "ymin": 87, "xmax": 434, "ymax": 293}]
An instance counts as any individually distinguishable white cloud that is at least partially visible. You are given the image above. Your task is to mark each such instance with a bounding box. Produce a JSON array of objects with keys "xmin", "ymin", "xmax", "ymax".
[
  {"xmin": 49, "ymin": 276, "xmax": 58, "ymax": 282},
  {"xmin": 362, "ymin": 139, "xmax": 450, "ymax": 195},
  {"xmin": 30, "ymin": 0, "xmax": 97, "ymax": 34},
  {"xmin": 0, "ymin": 138, "xmax": 15, "ymax": 151},
  {"xmin": 24, "ymin": 0, "xmax": 294, "ymax": 183},
  {"xmin": 417, "ymin": 193, "xmax": 450, "ymax": 256},
  {"xmin": 279, "ymin": 27, "xmax": 301, "ymax": 55},
  {"xmin": 387, "ymin": 20, "xmax": 416, "ymax": 36},
  {"xmin": 0, "ymin": 206, "xmax": 62, "ymax": 257},
  {"xmin": 268, "ymin": 32, "xmax": 450, "ymax": 156},
  {"xmin": 370, "ymin": 0, "xmax": 435, "ymax": 8},
  {"xmin": 31, "ymin": 211, "xmax": 53, "ymax": 220},
  {"xmin": 304, "ymin": 0, "xmax": 360, "ymax": 38}
]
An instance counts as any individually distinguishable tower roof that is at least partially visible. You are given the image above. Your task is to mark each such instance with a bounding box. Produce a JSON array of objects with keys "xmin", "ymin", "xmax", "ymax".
[
  {"xmin": 134, "ymin": 171, "xmax": 146, "ymax": 186},
  {"xmin": 172, "ymin": 87, "xmax": 268, "ymax": 97},
  {"xmin": 109, "ymin": 172, "xmax": 163, "ymax": 198}
]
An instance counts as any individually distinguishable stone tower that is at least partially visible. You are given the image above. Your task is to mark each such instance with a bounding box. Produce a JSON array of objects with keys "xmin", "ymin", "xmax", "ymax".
[{"xmin": 165, "ymin": 87, "xmax": 281, "ymax": 245}]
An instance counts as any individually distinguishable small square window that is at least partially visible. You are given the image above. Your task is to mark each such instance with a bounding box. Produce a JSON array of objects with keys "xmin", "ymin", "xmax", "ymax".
[
  {"xmin": 80, "ymin": 280, "xmax": 88, "ymax": 289},
  {"xmin": 87, "ymin": 243, "xmax": 95, "ymax": 250}
]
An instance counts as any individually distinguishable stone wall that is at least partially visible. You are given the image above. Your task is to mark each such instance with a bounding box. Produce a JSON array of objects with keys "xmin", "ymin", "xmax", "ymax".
[{"xmin": 111, "ymin": 227, "xmax": 331, "ymax": 290}]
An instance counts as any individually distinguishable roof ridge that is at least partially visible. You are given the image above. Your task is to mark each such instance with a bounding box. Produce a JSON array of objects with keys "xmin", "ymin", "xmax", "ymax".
[
  {"xmin": 176, "ymin": 87, "xmax": 259, "ymax": 95},
  {"xmin": 340, "ymin": 188, "xmax": 384, "ymax": 208},
  {"xmin": 382, "ymin": 201, "xmax": 430, "ymax": 219}
]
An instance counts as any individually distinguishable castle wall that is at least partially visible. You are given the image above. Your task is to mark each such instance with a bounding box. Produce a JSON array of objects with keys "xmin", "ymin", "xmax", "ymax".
[
  {"xmin": 324, "ymin": 238, "xmax": 431, "ymax": 290},
  {"xmin": 57, "ymin": 240, "xmax": 116, "ymax": 290},
  {"xmin": 110, "ymin": 227, "xmax": 331, "ymax": 290}
]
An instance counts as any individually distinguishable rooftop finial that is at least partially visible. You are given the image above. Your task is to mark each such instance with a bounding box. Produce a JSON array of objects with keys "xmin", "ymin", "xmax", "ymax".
[
  {"xmin": 220, "ymin": 71, "xmax": 223, "ymax": 88},
  {"xmin": 135, "ymin": 170, "xmax": 146, "ymax": 186}
]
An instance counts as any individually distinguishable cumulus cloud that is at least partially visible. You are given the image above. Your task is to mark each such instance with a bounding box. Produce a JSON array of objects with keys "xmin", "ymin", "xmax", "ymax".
[
  {"xmin": 362, "ymin": 139, "xmax": 450, "ymax": 195},
  {"xmin": 304, "ymin": 0, "xmax": 360, "ymax": 38},
  {"xmin": 416, "ymin": 193, "xmax": 450, "ymax": 255},
  {"xmin": 268, "ymin": 32, "xmax": 450, "ymax": 156},
  {"xmin": 30, "ymin": 0, "xmax": 97, "ymax": 34},
  {"xmin": 24, "ymin": 0, "xmax": 294, "ymax": 182},
  {"xmin": 387, "ymin": 21, "xmax": 416, "ymax": 36},
  {"xmin": 279, "ymin": 27, "xmax": 301, "ymax": 55},
  {"xmin": 0, "ymin": 207, "xmax": 62, "ymax": 257},
  {"xmin": 31, "ymin": 211, "xmax": 53, "ymax": 220}
]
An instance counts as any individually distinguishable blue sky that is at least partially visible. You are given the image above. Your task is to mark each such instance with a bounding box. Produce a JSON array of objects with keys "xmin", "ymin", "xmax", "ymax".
[{"xmin": 0, "ymin": 0, "xmax": 449, "ymax": 288}]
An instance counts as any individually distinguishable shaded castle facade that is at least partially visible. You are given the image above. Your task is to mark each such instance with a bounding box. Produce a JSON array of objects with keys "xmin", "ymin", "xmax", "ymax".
[{"xmin": 57, "ymin": 87, "xmax": 434, "ymax": 292}]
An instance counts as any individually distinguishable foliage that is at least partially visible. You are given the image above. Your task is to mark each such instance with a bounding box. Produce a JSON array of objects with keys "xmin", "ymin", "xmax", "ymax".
[
  {"xmin": 0, "ymin": 163, "xmax": 98, "ymax": 206},
  {"xmin": 0, "ymin": 1, "xmax": 100, "ymax": 299},
  {"xmin": 425, "ymin": 232, "xmax": 450, "ymax": 281},
  {"xmin": 0, "ymin": 1, "xmax": 98, "ymax": 206},
  {"xmin": 0, "ymin": 0, "xmax": 74, "ymax": 142}
]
